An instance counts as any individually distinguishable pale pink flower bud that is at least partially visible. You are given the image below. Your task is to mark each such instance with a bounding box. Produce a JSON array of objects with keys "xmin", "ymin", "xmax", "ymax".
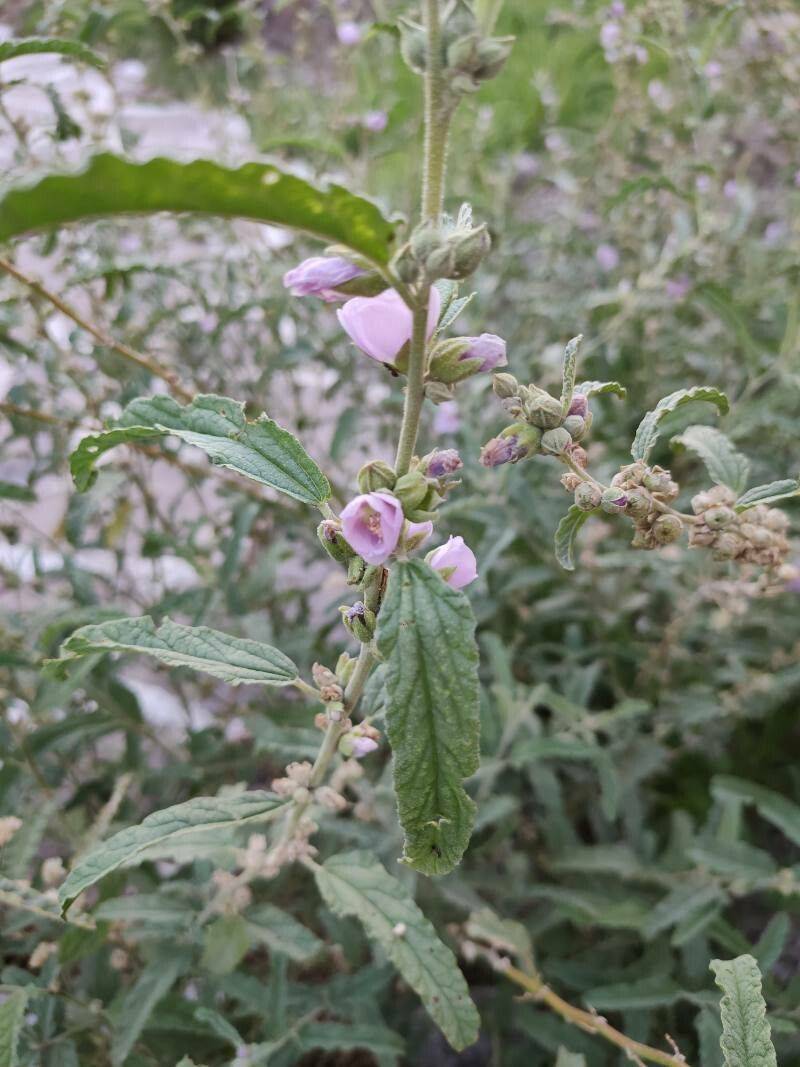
[
  {"xmin": 460, "ymin": 333, "xmax": 507, "ymax": 372},
  {"xmin": 351, "ymin": 736, "xmax": 379, "ymax": 758},
  {"xmin": 283, "ymin": 256, "xmax": 364, "ymax": 302},
  {"xmin": 424, "ymin": 449, "xmax": 463, "ymax": 478},
  {"xmin": 337, "ymin": 287, "xmax": 440, "ymax": 365},
  {"xmin": 567, "ymin": 394, "xmax": 589, "ymax": 417},
  {"xmin": 340, "ymin": 491, "xmax": 404, "ymax": 565},
  {"xmin": 428, "ymin": 535, "xmax": 478, "ymax": 589}
]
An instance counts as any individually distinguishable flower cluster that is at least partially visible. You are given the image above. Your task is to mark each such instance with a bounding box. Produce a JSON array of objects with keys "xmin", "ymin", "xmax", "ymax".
[{"xmin": 689, "ymin": 487, "xmax": 792, "ymax": 570}]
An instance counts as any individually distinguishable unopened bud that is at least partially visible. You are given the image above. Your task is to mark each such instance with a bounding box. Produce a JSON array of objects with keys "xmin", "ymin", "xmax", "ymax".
[
  {"xmin": 568, "ymin": 394, "xmax": 589, "ymax": 418},
  {"xmin": 340, "ymin": 601, "xmax": 376, "ymax": 643},
  {"xmin": 574, "ymin": 482, "xmax": 601, "ymax": 511},
  {"xmin": 317, "ymin": 520, "xmax": 354, "ymax": 564},
  {"xmin": 525, "ymin": 392, "xmax": 564, "ymax": 429},
  {"xmin": 540, "ymin": 427, "xmax": 572, "ymax": 455},
  {"xmin": 422, "ymin": 449, "xmax": 463, "ymax": 479},
  {"xmin": 625, "ymin": 489, "xmax": 651, "ymax": 520},
  {"xmin": 346, "ymin": 556, "xmax": 367, "ymax": 586},
  {"xmin": 398, "ymin": 17, "xmax": 427, "ymax": 73},
  {"xmin": 335, "ymin": 652, "xmax": 356, "ymax": 685},
  {"xmin": 425, "ymin": 380, "xmax": 456, "ymax": 404},
  {"xmin": 492, "ymin": 372, "xmax": 519, "ymax": 400},
  {"xmin": 713, "ymin": 532, "xmax": 741, "ymax": 560},
  {"xmin": 705, "ymin": 505, "xmax": 736, "ymax": 529},
  {"xmin": 357, "ymin": 460, "xmax": 396, "ymax": 494},
  {"xmin": 601, "ymin": 487, "xmax": 629, "ymax": 514},
  {"xmin": 480, "ymin": 423, "xmax": 542, "ymax": 467},
  {"xmin": 562, "ymin": 414, "xmax": 586, "ymax": 441},
  {"xmin": 448, "ymin": 223, "xmax": 491, "ymax": 279},
  {"xmin": 652, "ymin": 513, "xmax": 683, "ymax": 544},
  {"xmin": 312, "ymin": 663, "xmax": 338, "ymax": 688},
  {"xmin": 393, "ymin": 470, "xmax": 430, "ymax": 513}
]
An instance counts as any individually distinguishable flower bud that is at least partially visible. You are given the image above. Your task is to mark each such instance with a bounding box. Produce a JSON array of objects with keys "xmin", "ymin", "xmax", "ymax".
[
  {"xmin": 357, "ymin": 460, "xmax": 396, "ymax": 494},
  {"xmin": 312, "ymin": 662, "xmax": 338, "ymax": 689},
  {"xmin": 425, "ymin": 244, "xmax": 457, "ymax": 279},
  {"xmin": 492, "ymin": 372, "xmax": 519, "ymax": 400},
  {"xmin": 704, "ymin": 505, "xmax": 736, "ymax": 530},
  {"xmin": 393, "ymin": 470, "xmax": 430, "ymax": 513},
  {"xmin": 398, "ymin": 17, "xmax": 427, "ymax": 73},
  {"xmin": 601, "ymin": 487, "xmax": 629, "ymax": 514},
  {"xmin": 448, "ymin": 223, "xmax": 491, "ymax": 279},
  {"xmin": 625, "ymin": 489, "xmax": 651, "ymax": 520},
  {"xmin": 283, "ymin": 256, "xmax": 365, "ymax": 302},
  {"xmin": 427, "ymin": 535, "xmax": 478, "ymax": 588},
  {"xmin": 340, "ymin": 601, "xmax": 376, "ymax": 642},
  {"xmin": 713, "ymin": 532, "xmax": 741, "ymax": 560},
  {"xmin": 567, "ymin": 444, "xmax": 588, "ymax": 468},
  {"xmin": 652, "ymin": 513, "xmax": 683, "ymax": 544},
  {"xmin": 540, "ymin": 427, "xmax": 572, "ymax": 455},
  {"xmin": 317, "ymin": 519, "xmax": 355, "ymax": 564},
  {"xmin": 427, "ymin": 337, "xmax": 475, "ymax": 383},
  {"xmin": 480, "ymin": 423, "xmax": 542, "ymax": 467},
  {"xmin": 525, "ymin": 392, "xmax": 564, "ymax": 429},
  {"xmin": 562, "ymin": 414, "xmax": 586, "ymax": 441},
  {"xmin": 561, "ymin": 473, "xmax": 581, "ymax": 492},
  {"xmin": 568, "ymin": 394, "xmax": 589, "ymax": 418},
  {"xmin": 346, "ymin": 556, "xmax": 367, "ymax": 586},
  {"xmin": 421, "ymin": 449, "xmax": 463, "ymax": 479},
  {"xmin": 574, "ymin": 482, "xmax": 601, "ymax": 511},
  {"xmin": 335, "ymin": 652, "xmax": 356, "ymax": 686},
  {"xmin": 403, "ymin": 519, "xmax": 435, "ymax": 552},
  {"xmin": 391, "ymin": 241, "xmax": 422, "ymax": 285},
  {"xmin": 410, "ymin": 222, "xmax": 444, "ymax": 262}
]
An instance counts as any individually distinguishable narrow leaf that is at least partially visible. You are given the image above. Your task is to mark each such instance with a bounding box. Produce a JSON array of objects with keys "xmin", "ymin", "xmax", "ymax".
[
  {"xmin": 554, "ymin": 505, "xmax": 592, "ymax": 571},
  {"xmin": 71, "ymin": 394, "xmax": 331, "ymax": 505},
  {"xmin": 0, "ymin": 37, "xmax": 106, "ymax": 68},
  {"xmin": 0, "ymin": 989, "xmax": 28, "ymax": 1067},
  {"xmin": 560, "ymin": 334, "xmax": 582, "ymax": 413},
  {"xmin": 712, "ymin": 776, "xmax": 800, "ymax": 848},
  {"xmin": 111, "ymin": 952, "xmax": 189, "ymax": 1067},
  {"xmin": 573, "ymin": 380, "xmax": 626, "ymax": 399},
  {"xmin": 314, "ymin": 850, "xmax": 479, "ymax": 1052},
  {"xmin": 736, "ymin": 479, "xmax": 799, "ymax": 511},
  {"xmin": 47, "ymin": 615, "xmax": 298, "ymax": 687},
  {"xmin": 642, "ymin": 883, "xmax": 725, "ymax": 940},
  {"xmin": 631, "ymin": 386, "xmax": 729, "ymax": 462},
  {"xmin": 0, "ymin": 153, "xmax": 395, "ymax": 263},
  {"xmin": 710, "ymin": 954, "xmax": 777, "ymax": 1067},
  {"xmin": 376, "ymin": 560, "xmax": 480, "ymax": 875},
  {"xmin": 59, "ymin": 791, "xmax": 286, "ymax": 914},
  {"xmin": 671, "ymin": 425, "xmax": 750, "ymax": 495}
]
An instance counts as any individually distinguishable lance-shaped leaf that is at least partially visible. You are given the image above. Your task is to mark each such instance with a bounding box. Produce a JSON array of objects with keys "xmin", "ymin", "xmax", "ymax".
[
  {"xmin": 110, "ymin": 950, "xmax": 191, "ymax": 1067},
  {"xmin": 0, "ymin": 988, "xmax": 28, "ymax": 1067},
  {"xmin": 554, "ymin": 505, "xmax": 593, "ymax": 571},
  {"xmin": 631, "ymin": 386, "xmax": 729, "ymax": 463},
  {"xmin": 735, "ymin": 478, "xmax": 799, "ymax": 512},
  {"xmin": 560, "ymin": 334, "xmax": 583, "ymax": 413},
  {"xmin": 59, "ymin": 791, "xmax": 286, "ymax": 914},
  {"xmin": 0, "ymin": 153, "xmax": 395, "ymax": 263},
  {"xmin": 71, "ymin": 394, "xmax": 331, "ymax": 505},
  {"xmin": 314, "ymin": 850, "xmax": 479, "ymax": 1052},
  {"xmin": 0, "ymin": 37, "xmax": 106, "ymax": 68},
  {"xmin": 710, "ymin": 954, "xmax": 777, "ymax": 1067},
  {"xmin": 46, "ymin": 615, "xmax": 299, "ymax": 687},
  {"xmin": 376, "ymin": 560, "xmax": 480, "ymax": 876},
  {"xmin": 671, "ymin": 425, "xmax": 750, "ymax": 495},
  {"xmin": 573, "ymin": 380, "xmax": 627, "ymax": 399}
]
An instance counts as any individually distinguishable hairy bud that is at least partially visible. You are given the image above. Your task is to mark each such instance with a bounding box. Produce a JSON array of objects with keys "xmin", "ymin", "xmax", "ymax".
[
  {"xmin": 317, "ymin": 519, "xmax": 354, "ymax": 564},
  {"xmin": 492, "ymin": 372, "xmax": 519, "ymax": 400},
  {"xmin": 540, "ymin": 427, "xmax": 572, "ymax": 455},
  {"xmin": 525, "ymin": 392, "xmax": 564, "ymax": 429},
  {"xmin": 574, "ymin": 482, "xmax": 601, "ymax": 511},
  {"xmin": 601, "ymin": 487, "xmax": 629, "ymax": 514},
  {"xmin": 562, "ymin": 414, "xmax": 587, "ymax": 441},
  {"xmin": 340, "ymin": 601, "xmax": 376, "ymax": 643},
  {"xmin": 357, "ymin": 460, "xmax": 396, "ymax": 494},
  {"xmin": 448, "ymin": 223, "xmax": 491, "ymax": 278},
  {"xmin": 393, "ymin": 470, "xmax": 430, "ymax": 513},
  {"xmin": 652, "ymin": 513, "xmax": 683, "ymax": 544}
]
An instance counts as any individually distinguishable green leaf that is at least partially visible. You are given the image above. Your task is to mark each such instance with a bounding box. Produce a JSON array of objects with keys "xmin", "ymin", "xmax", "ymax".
[
  {"xmin": 710, "ymin": 954, "xmax": 777, "ymax": 1067},
  {"xmin": 671, "ymin": 425, "xmax": 750, "ymax": 495},
  {"xmin": 573, "ymin": 380, "xmax": 626, "ymax": 399},
  {"xmin": 642, "ymin": 883, "xmax": 725, "ymax": 940},
  {"xmin": 314, "ymin": 850, "xmax": 479, "ymax": 1052},
  {"xmin": 631, "ymin": 386, "xmax": 729, "ymax": 462},
  {"xmin": 560, "ymin": 334, "xmax": 582, "ymax": 413},
  {"xmin": 712, "ymin": 776, "xmax": 800, "ymax": 848},
  {"xmin": 554, "ymin": 1048, "xmax": 587, "ymax": 1067},
  {"xmin": 583, "ymin": 976, "xmax": 687, "ymax": 1011},
  {"xmin": 0, "ymin": 481, "xmax": 36, "ymax": 502},
  {"xmin": 465, "ymin": 907, "xmax": 533, "ymax": 964},
  {"xmin": 554, "ymin": 505, "xmax": 593, "ymax": 571},
  {"xmin": 0, "ymin": 153, "xmax": 395, "ymax": 264},
  {"xmin": 735, "ymin": 479, "xmax": 799, "ymax": 511},
  {"xmin": 111, "ymin": 951, "xmax": 190, "ymax": 1067},
  {"xmin": 58, "ymin": 790, "xmax": 286, "ymax": 915},
  {"xmin": 47, "ymin": 615, "xmax": 298, "ymax": 687},
  {"xmin": 753, "ymin": 913, "xmax": 790, "ymax": 974},
  {"xmin": 298, "ymin": 1022, "xmax": 405, "ymax": 1067},
  {"xmin": 72, "ymin": 393, "xmax": 331, "ymax": 504},
  {"xmin": 376, "ymin": 559, "xmax": 480, "ymax": 876},
  {"xmin": 245, "ymin": 903, "xmax": 324, "ymax": 962},
  {"xmin": 201, "ymin": 915, "xmax": 250, "ymax": 975},
  {"xmin": 0, "ymin": 989, "xmax": 28, "ymax": 1067},
  {"xmin": 0, "ymin": 37, "xmax": 106, "ymax": 68}
]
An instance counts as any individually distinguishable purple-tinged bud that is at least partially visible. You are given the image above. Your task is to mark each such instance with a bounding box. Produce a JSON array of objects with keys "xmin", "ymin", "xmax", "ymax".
[
  {"xmin": 567, "ymin": 393, "xmax": 589, "ymax": 418},
  {"xmin": 459, "ymin": 333, "xmax": 507, "ymax": 372},
  {"xmin": 337, "ymin": 288, "xmax": 440, "ymax": 365},
  {"xmin": 427, "ymin": 535, "xmax": 478, "ymax": 589},
  {"xmin": 600, "ymin": 487, "xmax": 628, "ymax": 514},
  {"xmin": 340, "ymin": 491, "xmax": 404, "ymax": 565},
  {"xmin": 541, "ymin": 427, "xmax": 572, "ymax": 455},
  {"xmin": 404, "ymin": 519, "xmax": 434, "ymax": 552},
  {"xmin": 340, "ymin": 601, "xmax": 376, "ymax": 642},
  {"xmin": 283, "ymin": 256, "xmax": 365, "ymax": 302},
  {"xmin": 480, "ymin": 435, "xmax": 516, "ymax": 467},
  {"xmin": 423, "ymin": 449, "xmax": 463, "ymax": 479},
  {"xmin": 317, "ymin": 519, "xmax": 355, "ymax": 563},
  {"xmin": 480, "ymin": 423, "xmax": 542, "ymax": 467}
]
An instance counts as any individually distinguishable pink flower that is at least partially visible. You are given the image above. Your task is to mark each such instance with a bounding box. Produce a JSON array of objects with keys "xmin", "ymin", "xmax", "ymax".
[
  {"xmin": 596, "ymin": 243, "xmax": 619, "ymax": 272},
  {"xmin": 433, "ymin": 400, "xmax": 460, "ymax": 435},
  {"xmin": 460, "ymin": 334, "xmax": 507, "ymax": 372},
  {"xmin": 351, "ymin": 736, "xmax": 379, "ymax": 758},
  {"xmin": 283, "ymin": 256, "xmax": 364, "ymax": 301},
  {"xmin": 337, "ymin": 21, "xmax": 362, "ymax": 45},
  {"xmin": 363, "ymin": 109, "xmax": 388, "ymax": 133},
  {"xmin": 428, "ymin": 535, "xmax": 478, "ymax": 589},
  {"xmin": 340, "ymin": 491, "xmax": 404, "ymax": 564},
  {"xmin": 337, "ymin": 288, "xmax": 440, "ymax": 365}
]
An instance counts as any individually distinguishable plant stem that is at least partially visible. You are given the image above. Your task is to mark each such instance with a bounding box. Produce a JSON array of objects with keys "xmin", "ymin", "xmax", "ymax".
[
  {"xmin": 501, "ymin": 963, "xmax": 689, "ymax": 1067},
  {"xmin": 394, "ymin": 0, "xmax": 451, "ymax": 476},
  {"xmin": 0, "ymin": 256, "xmax": 192, "ymax": 401},
  {"xmin": 343, "ymin": 641, "xmax": 376, "ymax": 711}
]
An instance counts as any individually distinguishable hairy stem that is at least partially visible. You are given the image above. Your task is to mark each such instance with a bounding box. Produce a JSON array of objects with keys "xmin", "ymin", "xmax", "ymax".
[
  {"xmin": 0, "ymin": 256, "xmax": 192, "ymax": 401},
  {"xmin": 502, "ymin": 963, "xmax": 689, "ymax": 1067},
  {"xmin": 394, "ymin": 304, "xmax": 433, "ymax": 475}
]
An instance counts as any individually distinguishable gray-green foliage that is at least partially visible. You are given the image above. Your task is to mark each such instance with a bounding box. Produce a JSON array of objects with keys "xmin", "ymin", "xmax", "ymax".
[
  {"xmin": 710, "ymin": 955, "xmax": 777, "ymax": 1067},
  {"xmin": 376, "ymin": 560, "xmax": 480, "ymax": 875}
]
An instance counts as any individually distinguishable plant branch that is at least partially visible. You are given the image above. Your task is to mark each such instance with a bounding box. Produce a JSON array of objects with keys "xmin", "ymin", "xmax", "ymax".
[
  {"xmin": 501, "ymin": 963, "xmax": 689, "ymax": 1067},
  {"xmin": 0, "ymin": 256, "xmax": 192, "ymax": 401}
]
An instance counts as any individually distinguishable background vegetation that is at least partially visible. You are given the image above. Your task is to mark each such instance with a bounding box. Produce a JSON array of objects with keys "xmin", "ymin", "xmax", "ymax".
[{"xmin": 1, "ymin": 1, "xmax": 799, "ymax": 1064}]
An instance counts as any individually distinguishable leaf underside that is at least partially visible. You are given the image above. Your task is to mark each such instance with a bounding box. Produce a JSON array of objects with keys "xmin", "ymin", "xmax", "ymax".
[
  {"xmin": 631, "ymin": 386, "xmax": 729, "ymax": 462},
  {"xmin": 554, "ymin": 505, "xmax": 593, "ymax": 571},
  {"xmin": 710, "ymin": 954, "xmax": 777, "ymax": 1067}
]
